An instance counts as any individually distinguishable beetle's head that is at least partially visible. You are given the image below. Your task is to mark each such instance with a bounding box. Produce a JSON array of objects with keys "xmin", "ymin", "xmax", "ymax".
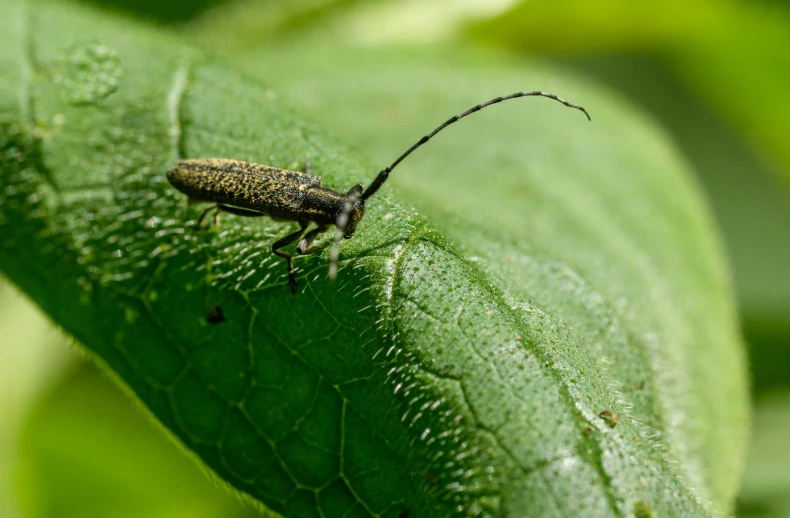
[{"xmin": 338, "ymin": 184, "xmax": 365, "ymax": 238}]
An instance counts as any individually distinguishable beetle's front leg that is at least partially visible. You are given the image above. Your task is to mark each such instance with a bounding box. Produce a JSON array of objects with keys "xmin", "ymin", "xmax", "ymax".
[
  {"xmin": 272, "ymin": 222, "xmax": 308, "ymax": 294},
  {"xmin": 297, "ymin": 226, "xmax": 329, "ymax": 256}
]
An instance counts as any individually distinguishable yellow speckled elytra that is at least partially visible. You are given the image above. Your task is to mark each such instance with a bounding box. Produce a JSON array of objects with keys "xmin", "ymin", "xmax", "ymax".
[{"xmin": 167, "ymin": 91, "xmax": 590, "ymax": 293}]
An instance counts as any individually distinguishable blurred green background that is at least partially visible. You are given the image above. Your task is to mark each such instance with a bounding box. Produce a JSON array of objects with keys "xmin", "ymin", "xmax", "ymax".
[{"xmin": 1, "ymin": 0, "xmax": 788, "ymax": 517}]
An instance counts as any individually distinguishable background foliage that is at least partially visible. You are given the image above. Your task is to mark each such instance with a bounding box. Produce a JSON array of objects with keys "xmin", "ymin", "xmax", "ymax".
[{"xmin": 1, "ymin": 0, "xmax": 787, "ymax": 516}]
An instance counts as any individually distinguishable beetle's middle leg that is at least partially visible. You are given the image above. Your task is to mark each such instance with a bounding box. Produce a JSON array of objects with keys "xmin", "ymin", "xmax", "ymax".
[
  {"xmin": 196, "ymin": 204, "xmax": 265, "ymax": 229},
  {"xmin": 218, "ymin": 205, "xmax": 266, "ymax": 218},
  {"xmin": 272, "ymin": 222, "xmax": 309, "ymax": 294},
  {"xmin": 196, "ymin": 204, "xmax": 220, "ymax": 229}
]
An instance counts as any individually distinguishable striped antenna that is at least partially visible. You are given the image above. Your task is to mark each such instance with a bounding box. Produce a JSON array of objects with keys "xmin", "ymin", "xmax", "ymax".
[{"xmin": 329, "ymin": 90, "xmax": 590, "ymax": 280}]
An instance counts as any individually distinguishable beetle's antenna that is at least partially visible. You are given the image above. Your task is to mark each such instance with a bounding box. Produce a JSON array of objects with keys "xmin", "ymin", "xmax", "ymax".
[
  {"xmin": 329, "ymin": 192, "xmax": 360, "ymax": 282},
  {"xmin": 330, "ymin": 91, "xmax": 589, "ymax": 282},
  {"xmin": 359, "ymin": 91, "xmax": 590, "ymax": 202}
]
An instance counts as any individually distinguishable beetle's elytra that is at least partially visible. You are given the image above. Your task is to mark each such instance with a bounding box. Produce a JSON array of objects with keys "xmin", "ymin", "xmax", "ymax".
[{"xmin": 167, "ymin": 91, "xmax": 590, "ymax": 293}]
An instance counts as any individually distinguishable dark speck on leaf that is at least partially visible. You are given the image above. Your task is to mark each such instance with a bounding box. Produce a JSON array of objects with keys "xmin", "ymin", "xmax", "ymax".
[
  {"xmin": 398, "ymin": 509, "xmax": 409, "ymax": 518},
  {"xmin": 206, "ymin": 305, "xmax": 226, "ymax": 324},
  {"xmin": 425, "ymin": 470, "xmax": 436, "ymax": 487},
  {"xmin": 599, "ymin": 409, "xmax": 619, "ymax": 428}
]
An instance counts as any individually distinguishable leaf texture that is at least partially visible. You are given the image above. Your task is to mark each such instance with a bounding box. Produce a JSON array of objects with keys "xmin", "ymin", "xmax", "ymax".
[{"xmin": 0, "ymin": 1, "xmax": 748, "ymax": 516}]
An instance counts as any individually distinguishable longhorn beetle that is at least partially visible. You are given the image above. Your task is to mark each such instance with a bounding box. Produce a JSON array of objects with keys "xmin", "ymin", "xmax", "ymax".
[{"xmin": 167, "ymin": 91, "xmax": 590, "ymax": 293}]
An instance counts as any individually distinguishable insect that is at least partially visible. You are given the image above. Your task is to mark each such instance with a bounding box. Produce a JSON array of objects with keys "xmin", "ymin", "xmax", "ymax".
[{"xmin": 167, "ymin": 91, "xmax": 590, "ymax": 293}]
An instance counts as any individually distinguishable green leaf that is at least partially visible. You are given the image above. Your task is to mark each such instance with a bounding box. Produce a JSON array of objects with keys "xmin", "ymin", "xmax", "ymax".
[
  {"xmin": 15, "ymin": 360, "xmax": 269, "ymax": 518},
  {"xmin": 181, "ymin": 0, "xmax": 379, "ymax": 51},
  {"xmin": 470, "ymin": 0, "xmax": 790, "ymax": 193},
  {"xmin": 736, "ymin": 389, "xmax": 790, "ymax": 518},
  {"xmin": 233, "ymin": 45, "xmax": 753, "ymax": 515},
  {"xmin": 0, "ymin": 1, "xmax": 748, "ymax": 517}
]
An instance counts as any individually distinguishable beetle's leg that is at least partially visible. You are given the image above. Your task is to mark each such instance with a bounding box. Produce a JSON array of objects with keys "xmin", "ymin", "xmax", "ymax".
[
  {"xmin": 272, "ymin": 222, "xmax": 309, "ymax": 294},
  {"xmin": 303, "ymin": 160, "xmax": 311, "ymax": 175},
  {"xmin": 213, "ymin": 205, "xmax": 266, "ymax": 229},
  {"xmin": 297, "ymin": 226, "xmax": 329, "ymax": 256},
  {"xmin": 217, "ymin": 205, "xmax": 266, "ymax": 218},
  {"xmin": 196, "ymin": 205, "xmax": 219, "ymax": 229}
]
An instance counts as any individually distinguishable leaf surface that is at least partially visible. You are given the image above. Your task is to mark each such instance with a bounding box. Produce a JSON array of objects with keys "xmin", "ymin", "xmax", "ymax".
[{"xmin": 0, "ymin": 1, "xmax": 748, "ymax": 516}]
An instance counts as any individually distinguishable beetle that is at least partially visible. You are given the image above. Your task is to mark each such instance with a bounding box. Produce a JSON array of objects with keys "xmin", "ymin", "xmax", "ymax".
[{"xmin": 167, "ymin": 91, "xmax": 590, "ymax": 293}]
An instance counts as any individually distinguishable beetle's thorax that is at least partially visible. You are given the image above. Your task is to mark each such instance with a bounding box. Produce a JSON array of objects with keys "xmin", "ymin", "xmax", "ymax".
[{"xmin": 300, "ymin": 186, "xmax": 346, "ymax": 226}]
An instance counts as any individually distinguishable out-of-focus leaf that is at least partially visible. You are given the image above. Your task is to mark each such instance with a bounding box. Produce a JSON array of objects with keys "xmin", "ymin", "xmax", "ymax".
[
  {"xmin": 72, "ymin": 0, "xmax": 233, "ymax": 23},
  {"xmin": 182, "ymin": 0, "xmax": 374, "ymax": 51},
  {"xmin": 182, "ymin": 0, "xmax": 516, "ymax": 53},
  {"xmin": 15, "ymin": 362, "xmax": 270, "ymax": 518},
  {"xmin": 470, "ymin": 0, "xmax": 790, "ymax": 193},
  {"xmin": 470, "ymin": 0, "xmax": 725, "ymax": 53},
  {"xmin": 0, "ymin": 278, "xmax": 73, "ymax": 518},
  {"xmin": 736, "ymin": 390, "xmax": 790, "ymax": 518},
  {"xmin": 0, "ymin": 1, "xmax": 748, "ymax": 517},
  {"xmin": 668, "ymin": 6, "xmax": 790, "ymax": 195},
  {"xmin": 742, "ymin": 316, "xmax": 790, "ymax": 392}
]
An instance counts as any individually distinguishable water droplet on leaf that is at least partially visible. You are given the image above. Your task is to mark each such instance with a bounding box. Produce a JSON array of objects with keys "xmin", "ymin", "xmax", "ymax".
[{"xmin": 56, "ymin": 41, "xmax": 122, "ymax": 106}]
